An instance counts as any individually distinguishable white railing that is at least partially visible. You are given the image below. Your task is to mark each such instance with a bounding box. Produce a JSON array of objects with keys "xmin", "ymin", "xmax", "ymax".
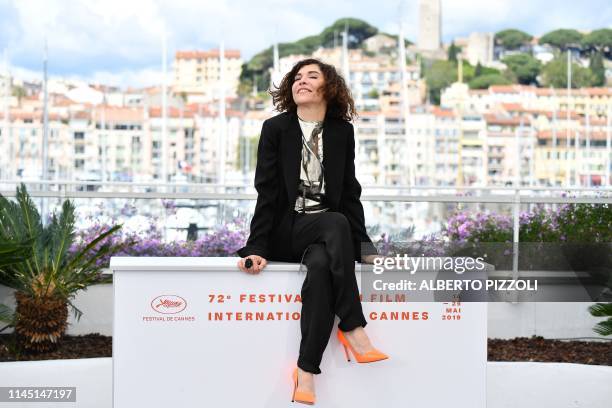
[{"xmin": 2, "ymin": 180, "xmax": 609, "ymax": 303}]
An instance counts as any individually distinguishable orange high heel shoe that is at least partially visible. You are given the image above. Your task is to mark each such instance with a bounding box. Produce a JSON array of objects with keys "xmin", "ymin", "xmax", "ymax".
[
  {"xmin": 337, "ymin": 329, "xmax": 389, "ymax": 363},
  {"xmin": 291, "ymin": 368, "xmax": 315, "ymax": 405}
]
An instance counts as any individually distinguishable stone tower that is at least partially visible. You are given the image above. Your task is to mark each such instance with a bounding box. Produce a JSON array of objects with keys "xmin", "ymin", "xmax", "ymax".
[{"xmin": 418, "ymin": 0, "xmax": 442, "ymax": 51}]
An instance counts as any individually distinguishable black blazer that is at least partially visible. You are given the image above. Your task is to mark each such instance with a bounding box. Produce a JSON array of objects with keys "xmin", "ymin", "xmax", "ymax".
[{"xmin": 236, "ymin": 111, "xmax": 377, "ymax": 262}]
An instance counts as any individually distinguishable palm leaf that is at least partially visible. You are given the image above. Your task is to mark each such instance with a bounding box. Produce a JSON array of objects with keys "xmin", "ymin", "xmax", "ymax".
[
  {"xmin": 51, "ymin": 199, "xmax": 76, "ymax": 276},
  {"xmin": 0, "ymin": 185, "xmax": 43, "ymax": 294},
  {"xmin": 64, "ymin": 224, "xmax": 122, "ymax": 275},
  {"xmin": 588, "ymin": 303, "xmax": 612, "ymax": 337},
  {"xmin": 49, "ymin": 224, "xmax": 123, "ymax": 300},
  {"xmin": 593, "ymin": 319, "xmax": 612, "ymax": 337},
  {"xmin": 588, "ymin": 303, "xmax": 612, "ymax": 317},
  {"xmin": 0, "ymin": 193, "xmax": 29, "ymax": 242},
  {"xmin": 0, "ymin": 303, "xmax": 14, "ymax": 326},
  {"xmin": 0, "ymin": 239, "xmax": 33, "ymax": 268},
  {"xmin": 15, "ymin": 185, "xmax": 43, "ymax": 271}
]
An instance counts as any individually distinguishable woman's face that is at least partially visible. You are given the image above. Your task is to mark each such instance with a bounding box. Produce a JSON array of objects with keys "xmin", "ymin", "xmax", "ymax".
[{"xmin": 291, "ymin": 64, "xmax": 326, "ymax": 107}]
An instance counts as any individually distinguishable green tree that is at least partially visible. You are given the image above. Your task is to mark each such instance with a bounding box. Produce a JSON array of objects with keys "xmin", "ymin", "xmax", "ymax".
[
  {"xmin": 319, "ymin": 18, "xmax": 378, "ymax": 48},
  {"xmin": 581, "ymin": 28, "xmax": 612, "ymax": 58},
  {"xmin": 459, "ymin": 60, "xmax": 501, "ymax": 83},
  {"xmin": 0, "ymin": 184, "xmax": 124, "ymax": 353},
  {"xmin": 448, "ymin": 41, "xmax": 461, "ymax": 62},
  {"xmin": 11, "ymin": 85, "xmax": 26, "ymax": 102},
  {"xmin": 502, "ymin": 53, "xmax": 542, "ymax": 85},
  {"xmin": 468, "ymin": 74, "xmax": 512, "ymax": 89},
  {"xmin": 494, "ymin": 29, "xmax": 533, "ymax": 50},
  {"xmin": 239, "ymin": 18, "xmax": 378, "ymax": 94},
  {"xmin": 589, "ymin": 52, "xmax": 606, "ymax": 86},
  {"xmin": 541, "ymin": 53, "xmax": 596, "ymax": 88},
  {"xmin": 367, "ymin": 88, "xmax": 379, "ymax": 99},
  {"xmin": 539, "ymin": 29, "xmax": 584, "ymax": 51},
  {"xmin": 424, "ymin": 60, "xmax": 457, "ymax": 105}
]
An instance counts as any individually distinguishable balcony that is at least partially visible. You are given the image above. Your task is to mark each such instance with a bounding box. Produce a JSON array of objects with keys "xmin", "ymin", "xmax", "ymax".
[{"xmin": 0, "ymin": 180, "xmax": 609, "ymax": 273}]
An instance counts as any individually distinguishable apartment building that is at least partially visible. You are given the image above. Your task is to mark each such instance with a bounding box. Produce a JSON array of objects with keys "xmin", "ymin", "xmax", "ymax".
[{"xmin": 172, "ymin": 49, "xmax": 243, "ymax": 103}]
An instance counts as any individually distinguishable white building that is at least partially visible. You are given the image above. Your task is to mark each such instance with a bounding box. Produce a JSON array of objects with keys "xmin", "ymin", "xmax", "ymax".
[
  {"xmin": 172, "ymin": 49, "xmax": 243, "ymax": 103},
  {"xmin": 466, "ymin": 33, "xmax": 495, "ymax": 67}
]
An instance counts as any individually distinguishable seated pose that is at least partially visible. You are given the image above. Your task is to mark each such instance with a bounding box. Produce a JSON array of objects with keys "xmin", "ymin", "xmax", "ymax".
[{"xmin": 237, "ymin": 58, "xmax": 388, "ymax": 405}]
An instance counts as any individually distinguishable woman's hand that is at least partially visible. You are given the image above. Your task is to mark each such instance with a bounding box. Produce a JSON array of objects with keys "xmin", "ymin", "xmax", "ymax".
[{"xmin": 237, "ymin": 255, "xmax": 267, "ymax": 274}]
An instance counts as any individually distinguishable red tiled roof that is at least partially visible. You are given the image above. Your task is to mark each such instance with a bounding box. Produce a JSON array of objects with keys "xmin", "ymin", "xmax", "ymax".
[
  {"xmin": 72, "ymin": 111, "xmax": 90, "ymax": 120},
  {"xmin": 526, "ymin": 109, "xmax": 582, "ymax": 120},
  {"xmin": 176, "ymin": 49, "xmax": 241, "ymax": 60},
  {"xmin": 484, "ymin": 113, "xmax": 531, "ymax": 126},
  {"xmin": 489, "ymin": 85, "xmax": 523, "ymax": 94},
  {"xmin": 581, "ymin": 87, "xmax": 612, "ymax": 96},
  {"xmin": 538, "ymin": 129, "xmax": 609, "ymax": 141},
  {"xmin": 578, "ymin": 116, "xmax": 608, "ymax": 126},
  {"xmin": 500, "ymin": 103, "xmax": 524, "ymax": 112},
  {"xmin": 533, "ymin": 87, "xmax": 612, "ymax": 97},
  {"xmin": 149, "ymin": 106, "xmax": 195, "ymax": 118},
  {"xmin": 0, "ymin": 110, "xmax": 64, "ymax": 121},
  {"xmin": 93, "ymin": 106, "xmax": 144, "ymax": 122},
  {"xmin": 432, "ymin": 106, "xmax": 456, "ymax": 118}
]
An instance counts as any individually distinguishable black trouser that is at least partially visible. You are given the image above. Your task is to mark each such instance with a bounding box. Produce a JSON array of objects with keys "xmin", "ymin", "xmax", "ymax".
[{"xmin": 291, "ymin": 211, "xmax": 367, "ymax": 374}]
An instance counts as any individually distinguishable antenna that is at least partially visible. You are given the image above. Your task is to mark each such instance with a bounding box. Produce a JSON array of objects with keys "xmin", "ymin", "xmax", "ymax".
[
  {"xmin": 340, "ymin": 20, "xmax": 350, "ymax": 89},
  {"xmin": 2, "ymin": 50, "xmax": 11, "ymax": 180},
  {"xmin": 161, "ymin": 24, "xmax": 168, "ymax": 184},
  {"xmin": 565, "ymin": 50, "xmax": 571, "ymax": 186},
  {"xmin": 218, "ymin": 41, "xmax": 226, "ymax": 186},
  {"xmin": 398, "ymin": 1, "xmax": 415, "ymax": 187},
  {"xmin": 42, "ymin": 38, "xmax": 49, "ymax": 182},
  {"xmin": 551, "ymin": 86, "xmax": 558, "ymax": 185},
  {"xmin": 606, "ymin": 103, "xmax": 611, "ymax": 186}
]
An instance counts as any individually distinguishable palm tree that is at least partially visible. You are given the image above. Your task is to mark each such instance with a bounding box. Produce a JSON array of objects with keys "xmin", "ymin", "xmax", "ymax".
[{"xmin": 0, "ymin": 184, "xmax": 122, "ymax": 353}]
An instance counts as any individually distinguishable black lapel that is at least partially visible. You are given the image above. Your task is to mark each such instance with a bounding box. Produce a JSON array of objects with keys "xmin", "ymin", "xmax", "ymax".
[
  {"xmin": 281, "ymin": 111, "xmax": 302, "ymax": 204},
  {"xmin": 322, "ymin": 116, "xmax": 345, "ymax": 208}
]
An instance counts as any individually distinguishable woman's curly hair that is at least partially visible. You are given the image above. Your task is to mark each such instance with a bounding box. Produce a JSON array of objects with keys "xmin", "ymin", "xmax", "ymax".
[{"xmin": 270, "ymin": 58, "xmax": 357, "ymax": 121}]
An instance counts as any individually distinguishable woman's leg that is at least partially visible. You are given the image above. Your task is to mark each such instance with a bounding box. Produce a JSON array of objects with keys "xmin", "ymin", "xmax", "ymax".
[
  {"xmin": 296, "ymin": 243, "xmax": 335, "ymax": 374},
  {"xmin": 291, "ymin": 211, "xmax": 368, "ymax": 374}
]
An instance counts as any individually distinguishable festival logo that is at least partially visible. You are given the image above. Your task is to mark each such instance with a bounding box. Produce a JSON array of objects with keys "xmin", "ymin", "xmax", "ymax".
[{"xmin": 151, "ymin": 295, "xmax": 187, "ymax": 314}]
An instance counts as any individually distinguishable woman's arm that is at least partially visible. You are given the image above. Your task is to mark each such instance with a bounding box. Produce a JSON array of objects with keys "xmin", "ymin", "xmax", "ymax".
[
  {"xmin": 340, "ymin": 123, "xmax": 378, "ymax": 262},
  {"xmin": 236, "ymin": 119, "xmax": 280, "ymax": 259}
]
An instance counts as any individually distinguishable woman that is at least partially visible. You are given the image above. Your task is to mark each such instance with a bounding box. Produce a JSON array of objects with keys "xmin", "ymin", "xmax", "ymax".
[{"xmin": 236, "ymin": 58, "xmax": 388, "ymax": 405}]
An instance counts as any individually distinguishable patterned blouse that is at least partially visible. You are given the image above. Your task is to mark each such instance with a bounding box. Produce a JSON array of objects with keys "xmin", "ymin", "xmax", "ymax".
[{"xmin": 294, "ymin": 116, "xmax": 329, "ymax": 214}]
